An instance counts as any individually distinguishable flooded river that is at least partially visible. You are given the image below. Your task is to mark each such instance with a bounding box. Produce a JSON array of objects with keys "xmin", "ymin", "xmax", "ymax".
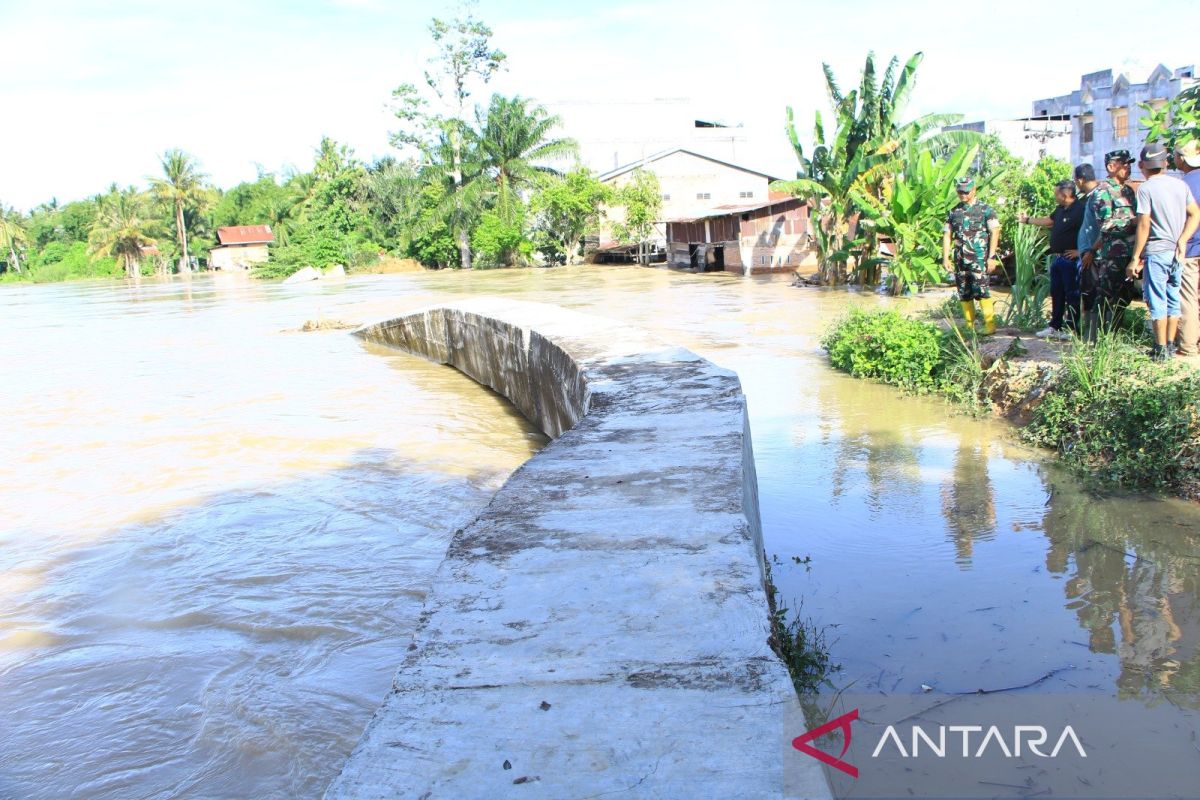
[{"xmin": 1, "ymin": 266, "xmax": 1198, "ymax": 798}]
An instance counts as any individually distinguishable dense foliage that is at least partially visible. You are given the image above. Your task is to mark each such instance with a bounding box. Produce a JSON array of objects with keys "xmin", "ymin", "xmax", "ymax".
[
  {"xmin": 0, "ymin": 4, "xmax": 622, "ymax": 282},
  {"xmin": 821, "ymin": 308, "xmax": 945, "ymax": 391},
  {"xmin": 1025, "ymin": 336, "xmax": 1200, "ymax": 495},
  {"xmin": 772, "ymin": 54, "xmax": 1070, "ymax": 293},
  {"xmin": 824, "ymin": 310, "xmax": 1200, "ymax": 496}
]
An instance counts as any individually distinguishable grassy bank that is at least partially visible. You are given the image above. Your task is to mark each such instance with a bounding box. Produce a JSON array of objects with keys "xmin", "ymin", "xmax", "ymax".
[{"xmin": 822, "ymin": 309, "xmax": 1200, "ymax": 498}]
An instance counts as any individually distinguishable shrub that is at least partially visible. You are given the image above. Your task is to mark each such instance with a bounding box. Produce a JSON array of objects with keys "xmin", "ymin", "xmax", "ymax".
[
  {"xmin": 1023, "ymin": 334, "xmax": 1200, "ymax": 494},
  {"xmin": 821, "ymin": 309, "xmax": 945, "ymax": 392}
]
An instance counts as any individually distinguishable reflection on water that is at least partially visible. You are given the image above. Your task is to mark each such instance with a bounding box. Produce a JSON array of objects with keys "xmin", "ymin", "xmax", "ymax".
[{"xmin": 1, "ymin": 266, "xmax": 1198, "ymax": 797}]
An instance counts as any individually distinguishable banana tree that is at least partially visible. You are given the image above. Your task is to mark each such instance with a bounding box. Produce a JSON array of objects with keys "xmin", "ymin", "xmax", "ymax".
[{"xmin": 852, "ymin": 142, "xmax": 982, "ymax": 295}]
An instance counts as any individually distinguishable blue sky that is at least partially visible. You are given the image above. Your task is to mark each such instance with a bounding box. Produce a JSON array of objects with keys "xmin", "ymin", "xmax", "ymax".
[{"xmin": 1, "ymin": 0, "xmax": 1196, "ymax": 210}]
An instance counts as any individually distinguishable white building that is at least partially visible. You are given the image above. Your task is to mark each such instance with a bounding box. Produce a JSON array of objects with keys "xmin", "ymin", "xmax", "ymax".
[
  {"xmin": 543, "ymin": 96, "xmax": 790, "ymax": 181},
  {"xmin": 1032, "ymin": 65, "xmax": 1197, "ymax": 173},
  {"xmin": 943, "ymin": 118, "xmax": 1072, "ymax": 164}
]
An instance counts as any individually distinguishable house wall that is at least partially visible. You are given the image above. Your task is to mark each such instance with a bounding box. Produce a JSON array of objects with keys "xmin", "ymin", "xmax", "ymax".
[
  {"xmin": 666, "ymin": 201, "xmax": 814, "ymax": 275},
  {"xmin": 210, "ymin": 243, "xmax": 270, "ymax": 270},
  {"xmin": 1032, "ymin": 66, "xmax": 1197, "ymax": 174},
  {"xmin": 601, "ymin": 151, "xmax": 776, "ymax": 245}
]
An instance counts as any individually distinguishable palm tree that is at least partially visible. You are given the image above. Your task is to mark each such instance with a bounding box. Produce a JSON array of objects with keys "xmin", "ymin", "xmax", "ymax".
[
  {"xmin": 477, "ymin": 95, "xmax": 578, "ymax": 224},
  {"xmin": 149, "ymin": 149, "xmax": 207, "ymax": 273},
  {"xmin": 0, "ymin": 204, "xmax": 28, "ymax": 274},
  {"xmin": 89, "ymin": 188, "xmax": 157, "ymax": 278}
]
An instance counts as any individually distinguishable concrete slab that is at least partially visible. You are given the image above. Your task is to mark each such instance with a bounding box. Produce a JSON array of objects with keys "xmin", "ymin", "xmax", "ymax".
[{"xmin": 328, "ymin": 299, "xmax": 830, "ymax": 799}]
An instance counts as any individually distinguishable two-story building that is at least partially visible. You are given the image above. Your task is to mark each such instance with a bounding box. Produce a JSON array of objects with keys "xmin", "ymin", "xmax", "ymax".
[{"xmin": 1032, "ymin": 65, "xmax": 1197, "ymax": 174}]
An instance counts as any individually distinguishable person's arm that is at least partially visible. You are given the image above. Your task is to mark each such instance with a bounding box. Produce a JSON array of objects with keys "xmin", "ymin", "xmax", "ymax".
[
  {"xmin": 986, "ymin": 216, "xmax": 1000, "ymax": 273},
  {"xmin": 1129, "ymin": 214, "xmax": 1150, "ymax": 278},
  {"xmin": 1019, "ymin": 211, "xmax": 1053, "ymax": 227},
  {"xmin": 1179, "ymin": 199, "xmax": 1200, "ymax": 263},
  {"xmin": 942, "ymin": 223, "xmax": 952, "ymax": 272}
]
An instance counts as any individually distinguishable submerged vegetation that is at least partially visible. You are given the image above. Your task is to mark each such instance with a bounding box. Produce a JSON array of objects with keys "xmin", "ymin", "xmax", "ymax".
[{"xmin": 823, "ymin": 309, "xmax": 1200, "ymax": 497}]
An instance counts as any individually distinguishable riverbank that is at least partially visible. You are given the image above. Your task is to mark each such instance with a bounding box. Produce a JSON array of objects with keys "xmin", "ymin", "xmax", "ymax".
[{"xmin": 822, "ymin": 308, "xmax": 1200, "ymax": 499}]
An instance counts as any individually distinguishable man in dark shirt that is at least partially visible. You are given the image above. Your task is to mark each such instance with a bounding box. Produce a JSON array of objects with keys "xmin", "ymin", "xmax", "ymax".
[{"xmin": 1021, "ymin": 180, "xmax": 1084, "ymax": 339}]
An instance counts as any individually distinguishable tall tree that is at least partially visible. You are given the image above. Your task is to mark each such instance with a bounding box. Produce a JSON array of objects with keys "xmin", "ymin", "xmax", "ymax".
[
  {"xmin": 149, "ymin": 149, "xmax": 207, "ymax": 273},
  {"xmin": 613, "ymin": 169, "xmax": 662, "ymax": 265},
  {"xmin": 529, "ymin": 168, "xmax": 610, "ymax": 264},
  {"xmin": 391, "ymin": 1, "xmax": 505, "ymax": 269},
  {"xmin": 89, "ymin": 188, "xmax": 157, "ymax": 278},
  {"xmin": 0, "ymin": 204, "xmax": 28, "ymax": 273},
  {"xmin": 477, "ymin": 95, "xmax": 578, "ymax": 223}
]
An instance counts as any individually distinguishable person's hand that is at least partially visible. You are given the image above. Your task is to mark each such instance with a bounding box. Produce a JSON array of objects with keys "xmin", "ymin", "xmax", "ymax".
[
  {"xmin": 1065, "ymin": 249, "xmax": 1080, "ymax": 260},
  {"xmin": 986, "ymin": 256, "xmax": 1000, "ymax": 274},
  {"xmin": 1081, "ymin": 250, "xmax": 1094, "ymax": 269},
  {"xmin": 943, "ymin": 257, "xmax": 952, "ymax": 273},
  {"xmin": 1126, "ymin": 260, "xmax": 1142, "ymax": 280},
  {"xmin": 1019, "ymin": 212, "xmax": 1029, "ymax": 224}
]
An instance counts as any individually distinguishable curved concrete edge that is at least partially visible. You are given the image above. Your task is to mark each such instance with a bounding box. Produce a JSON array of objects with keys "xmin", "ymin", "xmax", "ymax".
[{"xmin": 329, "ymin": 298, "xmax": 830, "ymax": 799}]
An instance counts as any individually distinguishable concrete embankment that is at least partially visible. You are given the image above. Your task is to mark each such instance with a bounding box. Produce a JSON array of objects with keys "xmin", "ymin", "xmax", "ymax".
[{"xmin": 326, "ymin": 298, "xmax": 829, "ymax": 799}]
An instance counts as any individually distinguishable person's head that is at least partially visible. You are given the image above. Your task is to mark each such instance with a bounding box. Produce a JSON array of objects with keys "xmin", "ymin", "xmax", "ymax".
[
  {"xmin": 1104, "ymin": 149, "xmax": 1134, "ymax": 181},
  {"xmin": 1176, "ymin": 140, "xmax": 1200, "ymax": 174},
  {"xmin": 1054, "ymin": 179, "xmax": 1077, "ymax": 206},
  {"xmin": 1138, "ymin": 144, "xmax": 1169, "ymax": 177},
  {"xmin": 955, "ymin": 177, "xmax": 977, "ymax": 203},
  {"xmin": 1073, "ymin": 163, "xmax": 1097, "ymax": 193}
]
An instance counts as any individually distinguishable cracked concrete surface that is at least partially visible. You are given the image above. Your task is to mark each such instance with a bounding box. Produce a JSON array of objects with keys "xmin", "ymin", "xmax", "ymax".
[{"xmin": 325, "ymin": 298, "xmax": 830, "ymax": 799}]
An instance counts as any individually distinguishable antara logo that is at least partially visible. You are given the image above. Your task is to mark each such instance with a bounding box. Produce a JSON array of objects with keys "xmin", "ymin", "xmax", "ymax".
[
  {"xmin": 792, "ymin": 709, "xmax": 860, "ymax": 777},
  {"xmin": 793, "ymin": 709, "xmax": 1088, "ymax": 777}
]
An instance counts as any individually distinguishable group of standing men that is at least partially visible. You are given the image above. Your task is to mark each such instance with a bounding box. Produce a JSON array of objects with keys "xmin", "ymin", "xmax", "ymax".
[
  {"xmin": 944, "ymin": 141, "xmax": 1200, "ymax": 360},
  {"xmin": 1028, "ymin": 141, "xmax": 1200, "ymax": 359}
]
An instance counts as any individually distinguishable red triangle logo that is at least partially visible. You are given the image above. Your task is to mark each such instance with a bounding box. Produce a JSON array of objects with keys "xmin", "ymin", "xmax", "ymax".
[{"xmin": 792, "ymin": 708, "xmax": 859, "ymax": 778}]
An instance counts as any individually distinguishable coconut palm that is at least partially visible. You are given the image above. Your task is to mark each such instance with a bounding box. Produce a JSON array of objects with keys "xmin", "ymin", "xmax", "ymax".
[
  {"xmin": 149, "ymin": 149, "xmax": 207, "ymax": 273},
  {"xmin": 477, "ymin": 95, "xmax": 578, "ymax": 224},
  {"xmin": 0, "ymin": 204, "xmax": 28, "ymax": 273},
  {"xmin": 89, "ymin": 188, "xmax": 157, "ymax": 278}
]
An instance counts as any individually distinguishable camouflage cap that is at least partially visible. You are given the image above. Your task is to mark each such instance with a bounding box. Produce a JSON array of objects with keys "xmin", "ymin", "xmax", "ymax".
[
  {"xmin": 1104, "ymin": 148, "xmax": 1134, "ymax": 165},
  {"xmin": 955, "ymin": 177, "xmax": 976, "ymax": 193}
]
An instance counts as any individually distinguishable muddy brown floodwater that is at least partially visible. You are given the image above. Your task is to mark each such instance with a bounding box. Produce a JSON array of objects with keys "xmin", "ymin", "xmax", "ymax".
[{"xmin": 1, "ymin": 265, "xmax": 1198, "ymax": 798}]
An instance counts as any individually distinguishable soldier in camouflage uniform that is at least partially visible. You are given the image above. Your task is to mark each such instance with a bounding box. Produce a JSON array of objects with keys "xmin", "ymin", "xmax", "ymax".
[
  {"xmin": 1081, "ymin": 149, "xmax": 1138, "ymax": 335},
  {"xmin": 943, "ymin": 177, "xmax": 1001, "ymax": 334}
]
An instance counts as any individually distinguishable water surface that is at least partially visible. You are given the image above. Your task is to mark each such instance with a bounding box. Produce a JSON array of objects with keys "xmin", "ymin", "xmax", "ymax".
[{"xmin": 2, "ymin": 267, "xmax": 1197, "ymax": 797}]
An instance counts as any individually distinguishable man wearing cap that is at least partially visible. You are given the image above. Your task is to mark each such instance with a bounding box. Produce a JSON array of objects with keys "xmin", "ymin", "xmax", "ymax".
[
  {"xmin": 1084, "ymin": 149, "xmax": 1139, "ymax": 335},
  {"xmin": 1175, "ymin": 140, "xmax": 1200, "ymax": 357},
  {"xmin": 943, "ymin": 177, "xmax": 1000, "ymax": 334},
  {"xmin": 1127, "ymin": 144, "xmax": 1200, "ymax": 360}
]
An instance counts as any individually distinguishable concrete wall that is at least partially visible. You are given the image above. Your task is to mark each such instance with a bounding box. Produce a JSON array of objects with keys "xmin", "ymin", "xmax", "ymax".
[
  {"xmin": 328, "ymin": 298, "xmax": 830, "ymax": 799},
  {"xmin": 210, "ymin": 243, "xmax": 270, "ymax": 271},
  {"xmin": 1032, "ymin": 65, "xmax": 1198, "ymax": 175}
]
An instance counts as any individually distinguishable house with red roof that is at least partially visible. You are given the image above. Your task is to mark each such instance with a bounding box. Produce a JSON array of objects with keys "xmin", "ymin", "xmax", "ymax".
[{"xmin": 210, "ymin": 225, "xmax": 275, "ymax": 270}]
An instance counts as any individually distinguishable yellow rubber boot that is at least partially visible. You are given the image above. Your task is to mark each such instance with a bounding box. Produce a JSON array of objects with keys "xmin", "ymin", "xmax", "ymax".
[
  {"xmin": 960, "ymin": 301, "xmax": 976, "ymax": 327},
  {"xmin": 979, "ymin": 297, "xmax": 996, "ymax": 335}
]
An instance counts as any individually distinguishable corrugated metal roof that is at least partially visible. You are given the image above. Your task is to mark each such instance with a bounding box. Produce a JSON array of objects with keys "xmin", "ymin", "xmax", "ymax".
[
  {"xmin": 662, "ymin": 195, "xmax": 803, "ymax": 223},
  {"xmin": 216, "ymin": 225, "xmax": 275, "ymax": 245}
]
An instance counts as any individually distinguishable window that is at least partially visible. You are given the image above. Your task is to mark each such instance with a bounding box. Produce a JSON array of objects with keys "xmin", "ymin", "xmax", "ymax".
[
  {"xmin": 661, "ymin": 193, "xmax": 671, "ymax": 201},
  {"xmin": 1080, "ymin": 117, "xmax": 1094, "ymax": 144},
  {"xmin": 696, "ymin": 192, "xmax": 711, "ymax": 200},
  {"xmin": 1112, "ymin": 107, "xmax": 1129, "ymax": 140},
  {"xmin": 738, "ymin": 191, "xmax": 754, "ymax": 199}
]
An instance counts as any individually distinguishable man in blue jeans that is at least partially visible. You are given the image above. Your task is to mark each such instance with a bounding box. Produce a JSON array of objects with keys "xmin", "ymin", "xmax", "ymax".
[
  {"xmin": 1023, "ymin": 180, "xmax": 1084, "ymax": 339},
  {"xmin": 1127, "ymin": 144, "xmax": 1200, "ymax": 360}
]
